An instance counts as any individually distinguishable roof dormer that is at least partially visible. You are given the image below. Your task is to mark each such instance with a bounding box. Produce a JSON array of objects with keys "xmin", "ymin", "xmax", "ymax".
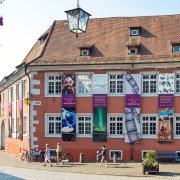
[
  {"xmin": 79, "ymin": 44, "xmax": 94, "ymax": 56},
  {"xmin": 129, "ymin": 26, "xmax": 141, "ymax": 36}
]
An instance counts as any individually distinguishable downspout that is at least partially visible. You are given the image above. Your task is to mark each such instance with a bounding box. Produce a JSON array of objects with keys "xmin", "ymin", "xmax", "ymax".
[{"xmin": 24, "ymin": 64, "xmax": 31, "ymax": 149}]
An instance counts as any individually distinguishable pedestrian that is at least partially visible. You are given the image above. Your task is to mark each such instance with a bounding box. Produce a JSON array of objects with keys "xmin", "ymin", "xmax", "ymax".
[
  {"xmin": 56, "ymin": 143, "xmax": 62, "ymax": 165},
  {"xmin": 98, "ymin": 145, "xmax": 108, "ymax": 168},
  {"xmin": 43, "ymin": 144, "xmax": 52, "ymax": 167}
]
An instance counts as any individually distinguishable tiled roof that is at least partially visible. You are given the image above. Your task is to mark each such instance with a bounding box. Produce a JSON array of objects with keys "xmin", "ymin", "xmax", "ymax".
[{"xmin": 21, "ymin": 14, "xmax": 180, "ymax": 66}]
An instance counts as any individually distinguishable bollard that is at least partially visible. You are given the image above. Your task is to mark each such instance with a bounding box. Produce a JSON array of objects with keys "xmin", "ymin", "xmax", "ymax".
[
  {"xmin": 79, "ymin": 153, "xmax": 84, "ymax": 163},
  {"xmin": 113, "ymin": 153, "xmax": 117, "ymax": 163}
]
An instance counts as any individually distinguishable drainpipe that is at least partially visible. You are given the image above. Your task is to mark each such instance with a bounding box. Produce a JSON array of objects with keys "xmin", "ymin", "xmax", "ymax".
[{"xmin": 24, "ymin": 64, "xmax": 31, "ymax": 150}]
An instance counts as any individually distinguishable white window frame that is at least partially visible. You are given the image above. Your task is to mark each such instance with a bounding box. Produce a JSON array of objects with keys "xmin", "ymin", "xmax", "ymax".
[
  {"xmin": 108, "ymin": 113, "xmax": 124, "ymax": 138},
  {"xmin": 141, "ymin": 114, "xmax": 158, "ymax": 138},
  {"xmin": 77, "ymin": 113, "xmax": 92, "ymax": 137},
  {"xmin": 45, "ymin": 113, "xmax": 62, "ymax": 137},
  {"xmin": 45, "ymin": 72, "xmax": 62, "ymax": 97},
  {"xmin": 108, "ymin": 72, "xmax": 125, "ymax": 96},
  {"xmin": 130, "ymin": 29, "xmax": 139, "ymax": 36},
  {"xmin": 142, "ymin": 150, "xmax": 155, "ymax": 160},
  {"xmin": 141, "ymin": 72, "xmax": 158, "ymax": 96},
  {"xmin": 176, "ymin": 151, "xmax": 180, "ymax": 161},
  {"xmin": 76, "ymin": 73, "xmax": 93, "ymax": 97},
  {"xmin": 172, "ymin": 46, "xmax": 180, "ymax": 53},
  {"xmin": 109, "ymin": 150, "xmax": 123, "ymax": 160},
  {"xmin": 128, "ymin": 47, "xmax": 139, "ymax": 55},
  {"xmin": 174, "ymin": 114, "xmax": 180, "ymax": 139},
  {"xmin": 175, "ymin": 73, "xmax": 180, "ymax": 95},
  {"xmin": 80, "ymin": 49, "xmax": 90, "ymax": 56}
]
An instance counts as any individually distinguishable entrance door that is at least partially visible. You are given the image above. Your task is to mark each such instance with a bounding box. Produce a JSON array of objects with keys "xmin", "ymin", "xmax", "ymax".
[{"xmin": 1, "ymin": 121, "xmax": 5, "ymax": 149}]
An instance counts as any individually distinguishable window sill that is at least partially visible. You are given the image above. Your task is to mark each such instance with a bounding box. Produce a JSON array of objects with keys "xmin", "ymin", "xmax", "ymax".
[
  {"xmin": 45, "ymin": 94, "xmax": 62, "ymax": 98},
  {"xmin": 45, "ymin": 134, "xmax": 62, "ymax": 138},
  {"xmin": 141, "ymin": 94, "xmax": 158, "ymax": 97},
  {"xmin": 108, "ymin": 135, "xmax": 124, "ymax": 138},
  {"xmin": 76, "ymin": 135, "xmax": 92, "ymax": 138},
  {"xmin": 108, "ymin": 94, "xmax": 125, "ymax": 97},
  {"xmin": 140, "ymin": 135, "xmax": 158, "ymax": 139},
  {"xmin": 76, "ymin": 94, "xmax": 92, "ymax": 97}
]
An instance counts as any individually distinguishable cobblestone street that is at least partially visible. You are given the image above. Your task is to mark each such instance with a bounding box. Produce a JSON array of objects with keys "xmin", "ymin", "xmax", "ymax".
[{"xmin": 0, "ymin": 151, "xmax": 180, "ymax": 179}]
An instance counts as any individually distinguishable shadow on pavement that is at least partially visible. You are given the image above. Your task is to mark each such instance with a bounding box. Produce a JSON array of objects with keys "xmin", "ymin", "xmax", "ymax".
[{"xmin": 0, "ymin": 172, "xmax": 24, "ymax": 180}]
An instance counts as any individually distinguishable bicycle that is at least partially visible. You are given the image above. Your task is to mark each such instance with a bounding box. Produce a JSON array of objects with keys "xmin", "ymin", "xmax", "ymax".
[
  {"xmin": 60, "ymin": 150, "xmax": 73, "ymax": 162},
  {"xmin": 21, "ymin": 149, "xmax": 30, "ymax": 162},
  {"xmin": 30, "ymin": 149, "xmax": 45, "ymax": 162}
]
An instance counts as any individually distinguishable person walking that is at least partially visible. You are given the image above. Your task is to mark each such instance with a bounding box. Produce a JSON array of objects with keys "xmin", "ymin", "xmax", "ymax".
[
  {"xmin": 43, "ymin": 144, "xmax": 52, "ymax": 167},
  {"xmin": 56, "ymin": 143, "xmax": 62, "ymax": 165},
  {"xmin": 98, "ymin": 145, "xmax": 108, "ymax": 168}
]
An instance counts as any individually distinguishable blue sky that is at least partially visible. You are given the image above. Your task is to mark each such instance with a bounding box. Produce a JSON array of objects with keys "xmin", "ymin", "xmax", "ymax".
[{"xmin": 0, "ymin": 0, "xmax": 180, "ymax": 80}]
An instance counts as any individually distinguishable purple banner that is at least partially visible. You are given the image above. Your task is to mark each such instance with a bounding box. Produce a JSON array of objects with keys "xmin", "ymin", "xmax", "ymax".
[
  {"xmin": 158, "ymin": 94, "xmax": 174, "ymax": 108},
  {"xmin": 62, "ymin": 94, "xmax": 76, "ymax": 108},
  {"xmin": 126, "ymin": 94, "xmax": 140, "ymax": 108},
  {"xmin": 0, "ymin": 16, "xmax": 3, "ymax": 26},
  {"xmin": 93, "ymin": 94, "xmax": 107, "ymax": 107}
]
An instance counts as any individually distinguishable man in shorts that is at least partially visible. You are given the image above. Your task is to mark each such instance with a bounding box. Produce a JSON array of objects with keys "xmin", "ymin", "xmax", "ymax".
[{"xmin": 98, "ymin": 145, "xmax": 108, "ymax": 168}]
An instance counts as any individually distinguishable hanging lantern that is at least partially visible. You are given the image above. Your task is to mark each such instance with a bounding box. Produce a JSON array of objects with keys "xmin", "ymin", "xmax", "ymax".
[
  {"xmin": 65, "ymin": 0, "xmax": 91, "ymax": 37},
  {"xmin": 24, "ymin": 97, "xmax": 31, "ymax": 105}
]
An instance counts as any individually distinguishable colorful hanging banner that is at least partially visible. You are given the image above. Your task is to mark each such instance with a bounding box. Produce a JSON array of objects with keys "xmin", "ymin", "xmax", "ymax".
[
  {"xmin": 125, "ymin": 74, "xmax": 141, "ymax": 143},
  {"xmin": 61, "ymin": 74, "xmax": 76, "ymax": 141},
  {"xmin": 93, "ymin": 94, "xmax": 107, "ymax": 142},
  {"xmin": 158, "ymin": 73, "xmax": 175, "ymax": 94},
  {"xmin": 158, "ymin": 73, "xmax": 174, "ymax": 142},
  {"xmin": 0, "ymin": 16, "xmax": 3, "ymax": 26},
  {"xmin": 158, "ymin": 108, "xmax": 173, "ymax": 142}
]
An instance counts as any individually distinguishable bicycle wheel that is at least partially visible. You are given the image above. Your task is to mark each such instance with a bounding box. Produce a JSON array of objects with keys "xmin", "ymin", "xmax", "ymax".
[
  {"xmin": 21, "ymin": 154, "xmax": 25, "ymax": 161},
  {"xmin": 67, "ymin": 154, "xmax": 73, "ymax": 162}
]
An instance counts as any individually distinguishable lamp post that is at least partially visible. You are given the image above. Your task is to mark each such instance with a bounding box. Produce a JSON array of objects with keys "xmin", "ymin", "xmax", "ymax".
[{"xmin": 65, "ymin": 0, "xmax": 91, "ymax": 37}]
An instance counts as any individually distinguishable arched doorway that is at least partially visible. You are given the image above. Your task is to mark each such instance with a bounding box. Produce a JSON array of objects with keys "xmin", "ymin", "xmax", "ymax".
[{"xmin": 1, "ymin": 120, "xmax": 5, "ymax": 149}]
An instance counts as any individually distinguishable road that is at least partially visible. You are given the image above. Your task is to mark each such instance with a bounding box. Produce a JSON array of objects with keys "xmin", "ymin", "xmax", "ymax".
[{"xmin": 0, "ymin": 166, "xmax": 179, "ymax": 180}]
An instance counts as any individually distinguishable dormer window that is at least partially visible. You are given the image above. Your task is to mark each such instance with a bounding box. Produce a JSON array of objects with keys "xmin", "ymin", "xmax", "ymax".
[
  {"xmin": 79, "ymin": 44, "xmax": 94, "ymax": 56},
  {"xmin": 172, "ymin": 45, "xmax": 180, "ymax": 53},
  {"xmin": 38, "ymin": 33, "xmax": 49, "ymax": 45},
  {"xmin": 129, "ymin": 27, "xmax": 141, "ymax": 36},
  {"xmin": 128, "ymin": 47, "xmax": 139, "ymax": 54}
]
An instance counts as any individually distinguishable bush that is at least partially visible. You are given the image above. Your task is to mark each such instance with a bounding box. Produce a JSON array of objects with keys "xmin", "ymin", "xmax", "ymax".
[{"xmin": 142, "ymin": 152, "xmax": 158, "ymax": 167}]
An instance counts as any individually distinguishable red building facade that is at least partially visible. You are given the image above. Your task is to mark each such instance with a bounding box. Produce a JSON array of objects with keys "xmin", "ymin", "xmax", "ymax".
[{"xmin": 0, "ymin": 14, "xmax": 180, "ymax": 161}]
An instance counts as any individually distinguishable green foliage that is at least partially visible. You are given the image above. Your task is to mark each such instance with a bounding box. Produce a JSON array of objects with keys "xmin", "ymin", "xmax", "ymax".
[{"xmin": 142, "ymin": 152, "xmax": 158, "ymax": 167}]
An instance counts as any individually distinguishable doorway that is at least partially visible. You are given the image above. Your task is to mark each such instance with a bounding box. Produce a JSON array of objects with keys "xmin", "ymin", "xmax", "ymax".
[{"xmin": 1, "ymin": 120, "xmax": 5, "ymax": 149}]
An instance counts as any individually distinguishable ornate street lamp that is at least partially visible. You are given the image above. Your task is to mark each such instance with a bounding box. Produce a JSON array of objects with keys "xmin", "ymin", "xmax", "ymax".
[{"xmin": 65, "ymin": 0, "xmax": 91, "ymax": 37}]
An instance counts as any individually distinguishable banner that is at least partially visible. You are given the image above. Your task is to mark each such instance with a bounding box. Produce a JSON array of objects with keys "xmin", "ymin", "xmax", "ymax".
[
  {"xmin": 93, "ymin": 74, "xmax": 108, "ymax": 94},
  {"xmin": 61, "ymin": 74, "xmax": 76, "ymax": 141},
  {"xmin": 158, "ymin": 108, "xmax": 173, "ymax": 142},
  {"xmin": 0, "ymin": 16, "xmax": 3, "ymax": 26},
  {"xmin": 93, "ymin": 94, "xmax": 107, "ymax": 142},
  {"xmin": 158, "ymin": 73, "xmax": 174, "ymax": 94},
  {"xmin": 158, "ymin": 73, "xmax": 174, "ymax": 142},
  {"xmin": 125, "ymin": 74, "xmax": 141, "ymax": 143}
]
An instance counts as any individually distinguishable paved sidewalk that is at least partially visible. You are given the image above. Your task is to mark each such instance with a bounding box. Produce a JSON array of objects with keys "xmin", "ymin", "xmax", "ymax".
[{"xmin": 0, "ymin": 150, "xmax": 180, "ymax": 178}]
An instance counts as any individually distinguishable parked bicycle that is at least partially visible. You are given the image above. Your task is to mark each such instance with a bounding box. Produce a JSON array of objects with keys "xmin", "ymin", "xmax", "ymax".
[
  {"xmin": 30, "ymin": 149, "xmax": 45, "ymax": 162},
  {"xmin": 21, "ymin": 149, "xmax": 30, "ymax": 162},
  {"xmin": 60, "ymin": 150, "xmax": 73, "ymax": 162}
]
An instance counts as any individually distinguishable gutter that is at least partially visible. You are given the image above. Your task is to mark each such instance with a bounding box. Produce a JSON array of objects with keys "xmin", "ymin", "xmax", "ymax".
[{"xmin": 24, "ymin": 64, "xmax": 31, "ymax": 150}]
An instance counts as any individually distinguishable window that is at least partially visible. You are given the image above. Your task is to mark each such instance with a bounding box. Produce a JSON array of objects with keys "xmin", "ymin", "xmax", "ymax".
[
  {"xmin": 175, "ymin": 74, "xmax": 180, "ymax": 93},
  {"xmin": 16, "ymin": 84, "xmax": 19, "ymax": 100},
  {"xmin": 175, "ymin": 117, "xmax": 180, "ymax": 135},
  {"xmin": 23, "ymin": 116, "xmax": 27, "ymax": 135},
  {"xmin": 22, "ymin": 80, "xmax": 27, "ymax": 99},
  {"xmin": 142, "ymin": 116, "xmax": 157, "ymax": 135},
  {"xmin": 109, "ymin": 116, "xmax": 123, "ymax": 136},
  {"xmin": 172, "ymin": 46, "xmax": 180, "ymax": 53},
  {"xmin": 11, "ymin": 87, "xmax": 14, "ymax": 103},
  {"xmin": 109, "ymin": 150, "xmax": 123, "ymax": 160},
  {"xmin": 45, "ymin": 73, "xmax": 62, "ymax": 97},
  {"xmin": 77, "ymin": 74, "xmax": 92, "ymax": 95},
  {"xmin": 130, "ymin": 28, "xmax": 139, "ymax": 36},
  {"xmin": 109, "ymin": 74, "xmax": 124, "ymax": 94},
  {"xmin": 128, "ymin": 47, "xmax": 139, "ymax": 54},
  {"xmin": 80, "ymin": 49, "xmax": 90, "ymax": 56},
  {"xmin": 11, "ymin": 118, "xmax": 14, "ymax": 133},
  {"xmin": 142, "ymin": 150, "xmax": 155, "ymax": 160},
  {"xmin": 45, "ymin": 114, "xmax": 61, "ymax": 137},
  {"xmin": 176, "ymin": 151, "xmax": 180, "ymax": 161},
  {"xmin": 142, "ymin": 75, "xmax": 157, "ymax": 94},
  {"xmin": 77, "ymin": 115, "xmax": 92, "ymax": 136}
]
